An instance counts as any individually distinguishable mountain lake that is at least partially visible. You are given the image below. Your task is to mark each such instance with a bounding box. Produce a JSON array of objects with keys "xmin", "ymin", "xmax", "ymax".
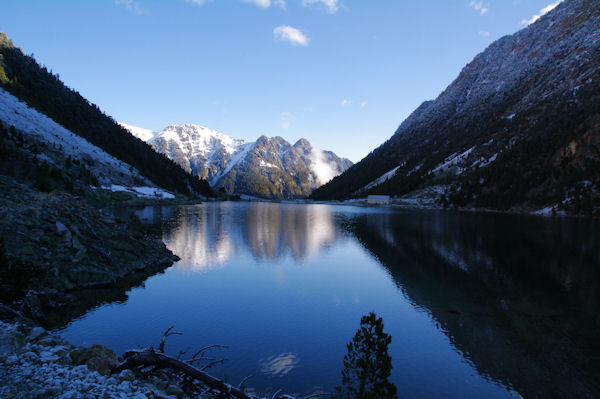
[{"xmin": 53, "ymin": 202, "xmax": 600, "ymax": 398}]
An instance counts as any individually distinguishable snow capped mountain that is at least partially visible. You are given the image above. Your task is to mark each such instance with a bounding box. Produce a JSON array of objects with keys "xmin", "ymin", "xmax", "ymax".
[
  {"xmin": 121, "ymin": 123, "xmax": 353, "ymax": 199},
  {"xmin": 118, "ymin": 122, "xmax": 155, "ymax": 142}
]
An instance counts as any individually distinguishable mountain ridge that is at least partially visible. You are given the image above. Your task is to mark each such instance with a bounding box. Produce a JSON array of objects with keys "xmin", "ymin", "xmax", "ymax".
[
  {"xmin": 121, "ymin": 122, "xmax": 353, "ymax": 199},
  {"xmin": 311, "ymin": 0, "xmax": 600, "ymax": 216},
  {"xmin": 0, "ymin": 33, "xmax": 213, "ymax": 198}
]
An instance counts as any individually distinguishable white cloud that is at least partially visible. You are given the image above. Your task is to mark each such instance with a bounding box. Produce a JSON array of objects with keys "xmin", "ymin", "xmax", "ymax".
[
  {"xmin": 280, "ymin": 112, "xmax": 294, "ymax": 129},
  {"xmin": 360, "ymin": 101, "xmax": 367, "ymax": 108},
  {"xmin": 302, "ymin": 0, "xmax": 340, "ymax": 14},
  {"xmin": 479, "ymin": 30, "xmax": 490, "ymax": 37},
  {"xmin": 185, "ymin": 0, "xmax": 213, "ymax": 5},
  {"xmin": 309, "ymin": 146, "xmax": 339, "ymax": 185},
  {"xmin": 273, "ymin": 26, "xmax": 309, "ymax": 46},
  {"xmin": 469, "ymin": 1, "xmax": 488, "ymax": 15},
  {"xmin": 188, "ymin": 0, "xmax": 285, "ymax": 8},
  {"xmin": 340, "ymin": 99, "xmax": 352, "ymax": 106},
  {"xmin": 521, "ymin": 1, "xmax": 562, "ymax": 25},
  {"xmin": 115, "ymin": 0, "xmax": 146, "ymax": 14},
  {"xmin": 242, "ymin": 0, "xmax": 271, "ymax": 8}
]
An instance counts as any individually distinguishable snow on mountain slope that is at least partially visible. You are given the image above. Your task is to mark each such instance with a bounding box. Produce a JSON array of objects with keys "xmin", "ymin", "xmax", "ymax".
[
  {"xmin": 153, "ymin": 124, "xmax": 245, "ymax": 158},
  {"xmin": 209, "ymin": 141, "xmax": 254, "ymax": 186},
  {"xmin": 121, "ymin": 122, "xmax": 353, "ymax": 199},
  {"xmin": 312, "ymin": 0, "xmax": 600, "ymax": 215},
  {"xmin": 0, "ymin": 87, "xmax": 172, "ymax": 196},
  {"xmin": 357, "ymin": 165, "xmax": 402, "ymax": 194},
  {"xmin": 119, "ymin": 122, "xmax": 155, "ymax": 142}
]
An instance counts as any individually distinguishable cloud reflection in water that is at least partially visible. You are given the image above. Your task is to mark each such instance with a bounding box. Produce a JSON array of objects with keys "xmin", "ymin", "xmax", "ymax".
[{"xmin": 259, "ymin": 352, "xmax": 299, "ymax": 377}]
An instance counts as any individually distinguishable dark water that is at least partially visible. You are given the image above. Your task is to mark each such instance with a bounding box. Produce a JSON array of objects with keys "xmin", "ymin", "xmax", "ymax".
[{"xmin": 55, "ymin": 202, "xmax": 600, "ymax": 398}]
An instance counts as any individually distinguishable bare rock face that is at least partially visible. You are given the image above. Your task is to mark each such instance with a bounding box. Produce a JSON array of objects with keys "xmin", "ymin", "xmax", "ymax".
[
  {"xmin": 312, "ymin": 0, "xmax": 600, "ymax": 215},
  {"xmin": 123, "ymin": 123, "xmax": 353, "ymax": 199}
]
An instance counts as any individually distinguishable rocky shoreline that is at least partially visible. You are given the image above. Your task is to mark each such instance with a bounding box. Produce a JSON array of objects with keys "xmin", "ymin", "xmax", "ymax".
[
  {"xmin": 0, "ymin": 309, "xmax": 194, "ymax": 399},
  {"xmin": 0, "ymin": 175, "xmax": 180, "ymax": 327}
]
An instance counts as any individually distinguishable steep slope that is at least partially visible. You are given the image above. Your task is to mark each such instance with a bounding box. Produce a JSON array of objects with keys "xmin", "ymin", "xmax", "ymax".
[
  {"xmin": 0, "ymin": 90, "xmax": 181, "ymax": 311},
  {"xmin": 122, "ymin": 123, "xmax": 353, "ymax": 199},
  {"xmin": 118, "ymin": 122, "xmax": 155, "ymax": 142},
  {"xmin": 149, "ymin": 124, "xmax": 247, "ymax": 182},
  {"xmin": 0, "ymin": 33, "xmax": 212, "ymax": 198},
  {"xmin": 311, "ymin": 0, "xmax": 600, "ymax": 215}
]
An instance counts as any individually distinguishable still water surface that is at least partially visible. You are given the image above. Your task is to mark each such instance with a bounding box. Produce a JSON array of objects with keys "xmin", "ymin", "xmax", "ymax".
[{"xmin": 56, "ymin": 202, "xmax": 600, "ymax": 398}]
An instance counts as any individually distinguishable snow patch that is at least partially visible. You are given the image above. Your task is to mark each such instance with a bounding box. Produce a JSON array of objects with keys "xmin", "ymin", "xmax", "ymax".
[
  {"xmin": 362, "ymin": 166, "xmax": 401, "ymax": 192},
  {"xmin": 0, "ymin": 88, "xmax": 146, "ymax": 186},
  {"xmin": 533, "ymin": 206, "xmax": 556, "ymax": 216},
  {"xmin": 104, "ymin": 185, "xmax": 175, "ymax": 199},
  {"xmin": 259, "ymin": 160, "xmax": 279, "ymax": 169},
  {"xmin": 432, "ymin": 147, "xmax": 476, "ymax": 175},
  {"xmin": 119, "ymin": 122, "xmax": 156, "ymax": 142},
  {"xmin": 209, "ymin": 142, "xmax": 255, "ymax": 185}
]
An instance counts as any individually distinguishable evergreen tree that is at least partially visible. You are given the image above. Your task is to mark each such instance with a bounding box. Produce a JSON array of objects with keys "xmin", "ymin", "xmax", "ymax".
[{"xmin": 337, "ymin": 312, "xmax": 397, "ymax": 399}]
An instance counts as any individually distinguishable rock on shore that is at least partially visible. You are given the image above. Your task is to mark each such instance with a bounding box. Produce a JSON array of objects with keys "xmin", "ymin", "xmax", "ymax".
[{"xmin": 0, "ymin": 318, "xmax": 186, "ymax": 399}]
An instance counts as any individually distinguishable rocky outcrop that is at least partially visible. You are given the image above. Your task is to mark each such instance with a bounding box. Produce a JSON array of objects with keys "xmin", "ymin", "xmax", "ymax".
[{"xmin": 0, "ymin": 176, "xmax": 178, "ymax": 323}]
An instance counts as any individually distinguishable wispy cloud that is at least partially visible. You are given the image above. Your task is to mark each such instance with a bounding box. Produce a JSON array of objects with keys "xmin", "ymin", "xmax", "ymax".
[
  {"xmin": 187, "ymin": 0, "xmax": 285, "ymax": 8},
  {"xmin": 302, "ymin": 0, "xmax": 340, "ymax": 14},
  {"xmin": 360, "ymin": 101, "xmax": 367, "ymax": 108},
  {"xmin": 273, "ymin": 26, "xmax": 309, "ymax": 46},
  {"xmin": 115, "ymin": 0, "xmax": 146, "ymax": 14},
  {"xmin": 469, "ymin": 1, "xmax": 488, "ymax": 15},
  {"xmin": 479, "ymin": 30, "xmax": 490, "ymax": 37},
  {"xmin": 185, "ymin": 0, "xmax": 213, "ymax": 5},
  {"xmin": 280, "ymin": 112, "xmax": 294, "ymax": 129},
  {"xmin": 521, "ymin": 1, "xmax": 562, "ymax": 25},
  {"xmin": 340, "ymin": 99, "xmax": 352, "ymax": 107},
  {"xmin": 241, "ymin": 0, "xmax": 286, "ymax": 9},
  {"xmin": 242, "ymin": 0, "xmax": 271, "ymax": 8}
]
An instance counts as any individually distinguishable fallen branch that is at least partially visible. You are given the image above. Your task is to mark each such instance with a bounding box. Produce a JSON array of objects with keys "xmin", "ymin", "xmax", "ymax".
[
  {"xmin": 158, "ymin": 326, "xmax": 182, "ymax": 353},
  {"xmin": 116, "ymin": 348, "xmax": 257, "ymax": 399},
  {"xmin": 117, "ymin": 328, "xmax": 297, "ymax": 398},
  {"xmin": 200, "ymin": 358, "xmax": 228, "ymax": 371}
]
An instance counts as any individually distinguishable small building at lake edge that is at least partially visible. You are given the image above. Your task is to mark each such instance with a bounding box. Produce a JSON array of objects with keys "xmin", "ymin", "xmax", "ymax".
[{"xmin": 367, "ymin": 195, "xmax": 391, "ymax": 205}]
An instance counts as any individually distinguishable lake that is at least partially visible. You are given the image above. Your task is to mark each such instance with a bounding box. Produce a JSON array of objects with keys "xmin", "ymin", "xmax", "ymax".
[{"xmin": 55, "ymin": 202, "xmax": 600, "ymax": 398}]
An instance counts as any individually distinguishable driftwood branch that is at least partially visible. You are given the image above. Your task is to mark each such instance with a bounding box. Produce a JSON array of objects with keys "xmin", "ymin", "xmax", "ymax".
[
  {"xmin": 116, "ymin": 348, "xmax": 298, "ymax": 399},
  {"xmin": 200, "ymin": 358, "xmax": 228, "ymax": 371},
  {"xmin": 302, "ymin": 393, "xmax": 332, "ymax": 399},
  {"xmin": 118, "ymin": 328, "xmax": 296, "ymax": 398},
  {"xmin": 158, "ymin": 326, "xmax": 182, "ymax": 353},
  {"xmin": 116, "ymin": 348, "xmax": 257, "ymax": 399},
  {"xmin": 238, "ymin": 374, "xmax": 254, "ymax": 391}
]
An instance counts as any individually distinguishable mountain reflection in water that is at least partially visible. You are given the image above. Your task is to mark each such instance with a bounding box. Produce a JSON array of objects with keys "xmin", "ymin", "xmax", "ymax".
[
  {"xmin": 347, "ymin": 210, "xmax": 600, "ymax": 399},
  {"xmin": 149, "ymin": 202, "xmax": 339, "ymax": 271},
  {"xmin": 59, "ymin": 203, "xmax": 599, "ymax": 398}
]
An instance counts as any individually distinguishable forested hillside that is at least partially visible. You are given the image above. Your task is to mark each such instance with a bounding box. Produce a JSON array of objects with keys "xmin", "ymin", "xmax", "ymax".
[
  {"xmin": 0, "ymin": 33, "xmax": 212, "ymax": 197},
  {"xmin": 311, "ymin": 0, "xmax": 600, "ymax": 216}
]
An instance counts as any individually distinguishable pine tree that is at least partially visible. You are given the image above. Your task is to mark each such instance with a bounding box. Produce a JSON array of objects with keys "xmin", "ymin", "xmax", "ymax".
[{"xmin": 337, "ymin": 312, "xmax": 397, "ymax": 399}]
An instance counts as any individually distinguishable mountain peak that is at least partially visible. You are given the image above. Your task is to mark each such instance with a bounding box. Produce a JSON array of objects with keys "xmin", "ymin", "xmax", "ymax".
[
  {"xmin": 121, "ymin": 123, "xmax": 353, "ymax": 199},
  {"xmin": 294, "ymin": 138, "xmax": 311, "ymax": 148}
]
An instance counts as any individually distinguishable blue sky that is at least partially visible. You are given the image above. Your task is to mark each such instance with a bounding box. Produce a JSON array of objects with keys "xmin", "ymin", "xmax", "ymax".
[{"xmin": 2, "ymin": 0, "xmax": 560, "ymax": 162}]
